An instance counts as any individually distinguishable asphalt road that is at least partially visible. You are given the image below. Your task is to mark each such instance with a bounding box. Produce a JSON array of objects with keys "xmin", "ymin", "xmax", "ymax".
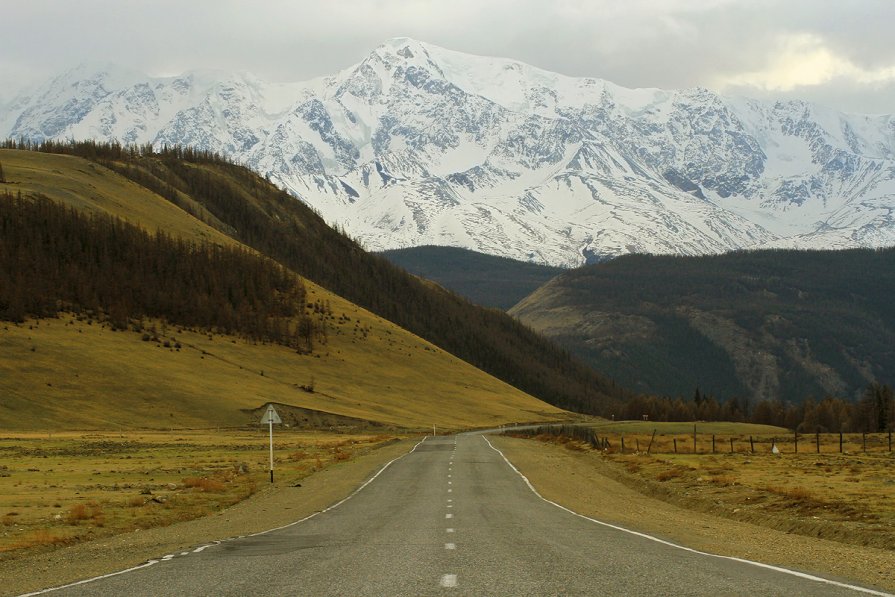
[{"xmin": 28, "ymin": 434, "xmax": 889, "ymax": 596}]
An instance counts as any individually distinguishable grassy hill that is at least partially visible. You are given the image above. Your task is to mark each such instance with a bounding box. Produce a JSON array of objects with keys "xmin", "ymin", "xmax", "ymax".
[
  {"xmin": 0, "ymin": 147, "xmax": 592, "ymax": 430},
  {"xmin": 380, "ymin": 246, "xmax": 564, "ymax": 310},
  {"xmin": 511, "ymin": 250, "xmax": 895, "ymax": 405},
  {"xmin": 0, "ymin": 144, "xmax": 628, "ymax": 416}
]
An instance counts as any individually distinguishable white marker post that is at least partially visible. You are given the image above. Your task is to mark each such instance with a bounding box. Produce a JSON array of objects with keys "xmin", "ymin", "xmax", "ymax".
[{"xmin": 260, "ymin": 404, "xmax": 282, "ymax": 483}]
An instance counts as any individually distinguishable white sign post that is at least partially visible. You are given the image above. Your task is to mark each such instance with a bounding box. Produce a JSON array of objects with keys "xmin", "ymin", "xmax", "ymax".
[{"xmin": 260, "ymin": 405, "xmax": 282, "ymax": 483}]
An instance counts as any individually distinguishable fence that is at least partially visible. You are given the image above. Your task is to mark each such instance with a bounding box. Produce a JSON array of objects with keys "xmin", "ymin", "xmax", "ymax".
[{"xmin": 504, "ymin": 425, "xmax": 894, "ymax": 456}]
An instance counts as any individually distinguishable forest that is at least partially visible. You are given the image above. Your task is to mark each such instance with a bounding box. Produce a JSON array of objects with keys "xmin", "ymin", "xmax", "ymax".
[{"xmin": 0, "ymin": 192, "xmax": 313, "ymax": 349}]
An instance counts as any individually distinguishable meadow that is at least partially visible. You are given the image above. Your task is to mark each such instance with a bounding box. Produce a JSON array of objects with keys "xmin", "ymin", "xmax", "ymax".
[
  {"xmin": 509, "ymin": 422, "xmax": 895, "ymax": 550},
  {"xmin": 0, "ymin": 430, "xmax": 398, "ymax": 558}
]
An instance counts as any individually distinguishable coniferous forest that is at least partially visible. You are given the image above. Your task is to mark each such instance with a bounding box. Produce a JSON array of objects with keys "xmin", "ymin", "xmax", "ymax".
[{"xmin": 0, "ymin": 191, "xmax": 312, "ymax": 349}]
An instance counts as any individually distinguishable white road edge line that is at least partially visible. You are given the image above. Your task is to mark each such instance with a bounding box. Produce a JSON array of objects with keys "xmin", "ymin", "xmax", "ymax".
[
  {"xmin": 481, "ymin": 435, "xmax": 892, "ymax": 597},
  {"xmin": 18, "ymin": 560, "xmax": 160, "ymax": 597},
  {"xmin": 20, "ymin": 436, "xmax": 430, "ymax": 596}
]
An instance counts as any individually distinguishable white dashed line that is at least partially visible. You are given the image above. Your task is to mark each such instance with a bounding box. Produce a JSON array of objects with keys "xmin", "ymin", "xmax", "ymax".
[
  {"xmin": 445, "ymin": 513, "xmax": 453, "ymax": 519},
  {"xmin": 446, "ymin": 528, "xmax": 454, "ymax": 533},
  {"xmin": 447, "ymin": 504, "xmax": 453, "ymax": 508},
  {"xmin": 440, "ymin": 574, "xmax": 458, "ymax": 588},
  {"xmin": 161, "ymin": 554, "xmax": 175, "ymax": 561},
  {"xmin": 445, "ymin": 542, "xmax": 456, "ymax": 550},
  {"xmin": 448, "ymin": 488, "xmax": 452, "ymax": 493},
  {"xmin": 448, "ymin": 481, "xmax": 452, "ymax": 485}
]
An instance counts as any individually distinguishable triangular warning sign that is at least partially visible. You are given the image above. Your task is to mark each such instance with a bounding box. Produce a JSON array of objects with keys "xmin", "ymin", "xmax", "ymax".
[{"xmin": 260, "ymin": 405, "xmax": 282, "ymax": 424}]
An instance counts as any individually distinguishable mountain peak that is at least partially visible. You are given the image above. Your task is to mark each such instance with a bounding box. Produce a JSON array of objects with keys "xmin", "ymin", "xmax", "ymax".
[{"xmin": 3, "ymin": 39, "xmax": 895, "ymax": 265}]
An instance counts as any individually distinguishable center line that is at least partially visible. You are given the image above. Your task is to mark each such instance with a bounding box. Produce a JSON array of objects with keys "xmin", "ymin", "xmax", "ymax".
[
  {"xmin": 448, "ymin": 488, "xmax": 452, "ymax": 493},
  {"xmin": 446, "ymin": 528, "xmax": 454, "ymax": 533},
  {"xmin": 440, "ymin": 574, "xmax": 458, "ymax": 588},
  {"xmin": 445, "ymin": 513, "xmax": 453, "ymax": 519},
  {"xmin": 445, "ymin": 542, "xmax": 456, "ymax": 550}
]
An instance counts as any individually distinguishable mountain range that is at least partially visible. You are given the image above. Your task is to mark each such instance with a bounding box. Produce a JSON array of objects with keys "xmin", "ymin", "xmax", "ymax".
[{"xmin": 2, "ymin": 38, "xmax": 894, "ymax": 266}]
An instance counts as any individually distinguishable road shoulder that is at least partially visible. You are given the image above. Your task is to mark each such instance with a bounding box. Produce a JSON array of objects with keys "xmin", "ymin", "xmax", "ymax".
[
  {"xmin": 0, "ymin": 438, "xmax": 417, "ymax": 597},
  {"xmin": 492, "ymin": 435, "xmax": 894, "ymax": 593}
]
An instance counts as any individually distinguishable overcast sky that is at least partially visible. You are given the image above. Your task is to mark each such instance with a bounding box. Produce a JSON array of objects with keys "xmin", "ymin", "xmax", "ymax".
[{"xmin": 2, "ymin": 0, "xmax": 894, "ymax": 114}]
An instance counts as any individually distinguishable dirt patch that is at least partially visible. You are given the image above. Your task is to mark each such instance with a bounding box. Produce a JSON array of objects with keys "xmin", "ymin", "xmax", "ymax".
[
  {"xmin": 0, "ymin": 438, "xmax": 416, "ymax": 597},
  {"xmin": 493, "ymin": 436, "xmax": 895, "ymax": 593}
]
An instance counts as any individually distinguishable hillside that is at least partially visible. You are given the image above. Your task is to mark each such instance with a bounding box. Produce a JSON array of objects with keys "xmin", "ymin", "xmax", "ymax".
[
  {"xmin": 510, "ymin": 250, "xmax": 895, "ymax": 405},
  {"xmin": 0, "ymin": 146, "xmax": 615, "ymax": 428},
  {"xmin": 380, "ymin": 246, "xmax": 564, "ymax": 309}
]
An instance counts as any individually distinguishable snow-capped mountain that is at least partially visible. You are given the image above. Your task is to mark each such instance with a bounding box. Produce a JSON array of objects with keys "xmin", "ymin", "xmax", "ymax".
[{"xmin": 4, "ymin": 38, "xmax": 895, "ymax": 267}]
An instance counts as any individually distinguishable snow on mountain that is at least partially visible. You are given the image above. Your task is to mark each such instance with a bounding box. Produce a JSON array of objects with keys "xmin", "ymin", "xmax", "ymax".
[{"xmin": 3, "ymin": 37, "xmax": 895, "ymax": 266}]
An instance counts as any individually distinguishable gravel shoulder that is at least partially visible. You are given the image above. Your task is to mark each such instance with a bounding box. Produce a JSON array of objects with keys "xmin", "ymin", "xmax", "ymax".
[
  {"xmin": 0, "ymin": 438, "xmax": 417, "ymax": 597},
  {"xmin": 493, "ymin": 436, "xmax": 895, "ymax": 593}
]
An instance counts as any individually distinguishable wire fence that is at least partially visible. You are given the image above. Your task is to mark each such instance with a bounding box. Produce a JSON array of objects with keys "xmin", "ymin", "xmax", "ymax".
[{"xmin": 503, "ymin": 425, "xmax": 895, "ymax": 456}]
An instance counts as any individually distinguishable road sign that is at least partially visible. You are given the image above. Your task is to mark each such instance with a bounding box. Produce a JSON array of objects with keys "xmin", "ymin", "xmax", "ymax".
[
  {"xmin": 261, "ymin": 405, "xmax": 282, "ymax": 483},
  {"xmin": 260, "ymin": 405, "xmax": 282, "ymax": 425}
]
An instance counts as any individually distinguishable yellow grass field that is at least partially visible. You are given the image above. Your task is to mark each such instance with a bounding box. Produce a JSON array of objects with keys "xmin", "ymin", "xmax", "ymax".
[
  {"xmin": 0, "ymin": 430, "xmax": 398, "ymax": 558},
  {"xmin": 512, "ymin": 427, "xmax": 895, "ymax": 550}
]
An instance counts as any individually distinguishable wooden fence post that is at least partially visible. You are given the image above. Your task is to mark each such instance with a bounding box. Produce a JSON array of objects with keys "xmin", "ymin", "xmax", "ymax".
[
  {"xmin": 621, "ymin": 434, "xmax": 625, "ymax": 453},
  {"xmin": 673, "ymin": 438, "xmax": 677, "ymax": 453},
  {"xmin": 647, "ymin": 429, "xmax": 657, "ymax": 455},
  {"xmin": 750, "ymin": 436, "xmax": 754, "ymax": 453},
  {"xmin": 729, "ymin": 437, "xmax": 734, "ymax": 454},
  {"xmin": 636, "ymin": 439, "xmax": 640, "ymax": 452},
  {"xmin": 712, "ymin": 434, "xmax": 716, "ymax": 454},
  {"xmin": 862, "ymin": 432, "xmax": 866, "ymax": 453},
  {"xmin": 794, "ymin": 431, "xmax": 798, "ymax": 454},
  {"xmin": 839, "ymin": 432, "xmax": 843, "ymax": 453},
  {"xmin": 816, "ymin": 431, "xmax": 820, "ymax": 454}
]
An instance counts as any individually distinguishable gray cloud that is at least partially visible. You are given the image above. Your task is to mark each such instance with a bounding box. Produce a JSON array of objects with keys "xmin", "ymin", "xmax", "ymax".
[{"xmin": 1, "ymin": 0, "xmax": 893, "ymax": 113}]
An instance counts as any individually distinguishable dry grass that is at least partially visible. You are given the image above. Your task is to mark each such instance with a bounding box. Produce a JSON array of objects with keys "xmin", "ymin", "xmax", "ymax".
[
  {"xmin": 0, "ymin": 430, "xmax": 399, "ymax": 558},
  {"xmin": 513, "ymin": 426, "xmax": 895, "ymax": 549}
]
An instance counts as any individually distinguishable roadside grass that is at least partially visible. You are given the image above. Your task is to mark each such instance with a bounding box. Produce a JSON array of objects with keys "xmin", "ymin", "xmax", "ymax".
[
  {"xmin": 0, "ymin": 430, "xmax": 399, "ymax": 558},
  {"xmin": 517, "ymin": 429, "xmax": 895, "ymax": 550},
  {"xmin": 0, "ymin": 309, "xmax": 565, "ymax": 431}
]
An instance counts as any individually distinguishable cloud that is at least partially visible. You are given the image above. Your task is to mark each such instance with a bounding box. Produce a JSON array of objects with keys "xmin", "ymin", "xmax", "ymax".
[
  {"xmin": 0, "ymin": 0, "xmax": 893, "ymax": 113},
  {"xmin": 716, "ymin": 33, "xmax": 895, "ymax": 92}
]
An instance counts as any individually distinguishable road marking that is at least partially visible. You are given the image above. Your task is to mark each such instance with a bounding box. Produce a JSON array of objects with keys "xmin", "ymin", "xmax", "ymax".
[
  {"xmin": 448, "ymin": 480, "xmax": 452, "ymax": 485},
  {"xmin": 24, "ymin": 437, "xmax": 431, "ymax": 596},
  {"xmin": 446, "ymin": 528, "xmax": 454, "ymax": 533},
  {"xmin": 447, "ymin": 504, "xmax": 453, "ymax": 508},
  {"xmin": 440, "ymin": 574, "xmax": 458, "ymax": 588},
  {"xmin": 448, "ymin": 474, "xmax": 451, "ymax": 478},
  {"xmin": 482, "ymin": 435, "xmax": 891, "ymax": 597},
  {"xmin": 445, "ymin": 542, "xmax": 456, "ymax": 550},
  {"xmin": 160, "ymin": 554, "xmax": 175, "ymax": 561},
  {"xmin": 447, "ymin": 498, "xmax": 452, "ymax": 502},
  {"xmin": 448, "ymin": 488, "xmax": 452, "ymax": 493},
  {"xmin": 445, "ymin": 513, "xmax": 453, "ymax": 519}
]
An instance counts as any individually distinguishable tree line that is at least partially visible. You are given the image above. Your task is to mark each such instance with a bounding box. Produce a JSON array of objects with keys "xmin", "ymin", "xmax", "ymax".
[
  {"xmin": 619, "ymin": 384, "xmax": 894, "ymax": 433},
  {"xmin": 0, "ymin": 191, "xmax": 315, "ymax": 349}
]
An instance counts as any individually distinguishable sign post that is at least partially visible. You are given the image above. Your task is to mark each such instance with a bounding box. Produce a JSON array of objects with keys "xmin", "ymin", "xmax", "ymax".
[{"xmin": 260, "ymin": 404, "xmax": 282, "ymax": 483}]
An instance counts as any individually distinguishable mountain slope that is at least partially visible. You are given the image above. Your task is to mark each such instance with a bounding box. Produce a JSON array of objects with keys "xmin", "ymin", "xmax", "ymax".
[
  {"xmin": 380, "ymin": 245, "xmax": 564, "ymax": 309},
  {"xmin": 0, "ymin": 146, "xmax": 618, "ymax": 428},
  {"xmin": 3, "ymin": 39, "xmax": 895, "ymax": 266},
  {"xmin": 510, "ymin": 250, "xmax": 895, "ymax": 405}
]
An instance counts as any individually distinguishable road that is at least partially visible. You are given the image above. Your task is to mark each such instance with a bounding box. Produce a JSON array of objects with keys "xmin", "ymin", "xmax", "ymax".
[{"xmin": 28, "ymin": 434, "xmax": 889, "ymax": 596}]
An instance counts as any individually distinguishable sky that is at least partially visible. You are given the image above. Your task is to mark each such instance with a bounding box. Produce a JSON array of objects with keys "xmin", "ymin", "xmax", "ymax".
[{"xmin": 2, "ymin": 0, "xmax": 894, "ymax": 114}]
